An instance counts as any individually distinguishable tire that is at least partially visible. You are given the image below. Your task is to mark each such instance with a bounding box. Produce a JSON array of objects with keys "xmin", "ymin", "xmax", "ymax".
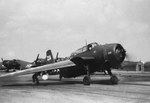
[
  {"xmin": 32, "ymin": 74, "xmax": 39, "ymax": 85},
  {"xmin": 110, "ymin": 75, "xmax": 119, "ymax": 84},
  {"xmin": 83, "ymin": 76, "xmax": 90, "ymax": 85},
  {"xmin": 35, "ymin": 78, "xmax": 39, "ymax": 85},
  {"xmin": 33, "ymin": 78, "xmax": 39, "ymax": 85}
]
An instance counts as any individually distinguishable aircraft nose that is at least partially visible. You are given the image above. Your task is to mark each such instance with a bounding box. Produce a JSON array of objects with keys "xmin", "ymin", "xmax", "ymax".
[{"xmin": 115, "ymin": 44, "xmax": 126, "ymax": 63}]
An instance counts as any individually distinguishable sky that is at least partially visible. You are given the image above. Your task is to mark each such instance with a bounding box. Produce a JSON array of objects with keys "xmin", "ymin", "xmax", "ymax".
[{"xmin": 0, "ymin": 0, "xmax": 150, "ymax": 62}]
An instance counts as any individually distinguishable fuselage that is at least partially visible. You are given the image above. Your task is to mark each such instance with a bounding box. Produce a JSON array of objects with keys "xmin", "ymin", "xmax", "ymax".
[
  {"xmin": 2, "ymin": 60, "xmax": 20, "ymax": 70},
  {"xmin": 59, "ymin": 42, "xmax": 126, "ymax": 78}
]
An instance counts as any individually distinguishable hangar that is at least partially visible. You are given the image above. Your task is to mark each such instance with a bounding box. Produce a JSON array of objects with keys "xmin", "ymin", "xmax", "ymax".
[{"xmin": 136, "ymin": 61, "xmax": 144, "ymax": 72}]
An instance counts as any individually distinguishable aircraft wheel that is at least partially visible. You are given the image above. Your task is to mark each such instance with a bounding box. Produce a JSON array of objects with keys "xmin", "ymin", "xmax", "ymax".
[
  {"xmin": 83, "ymin": 76, "xmax": 90, "ymax": 85},
  {"xmin": 110, "ymin": 75, "xmax": 119, "ymax": 84},
  {"xmin": 33, "ymin": 78, "xmax": 39, "ymax": 85},
  {"xmin": 32, "ymin": 74, "xmax": 39, "ymax": 85},
  {"xmin": 34, "ymin": 78, "xmax": 39, "ymax": 85}
]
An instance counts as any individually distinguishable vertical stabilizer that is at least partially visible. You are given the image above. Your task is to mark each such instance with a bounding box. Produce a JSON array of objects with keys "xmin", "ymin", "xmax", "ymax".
[{"xmin": 46, "ymin": 50, "xmax": 54, "ymax": 63}]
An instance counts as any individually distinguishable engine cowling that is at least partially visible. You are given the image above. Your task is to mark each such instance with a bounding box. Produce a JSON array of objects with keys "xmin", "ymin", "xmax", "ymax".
[{"xmin": 104, "ymin": 43, "xmax": 126, "ymax": 68}]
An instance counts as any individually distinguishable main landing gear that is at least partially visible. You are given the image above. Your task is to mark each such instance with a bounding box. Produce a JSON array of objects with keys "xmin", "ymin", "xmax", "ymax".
[
  {"xmin": 83, "ymin": 65, "xmax": 91, "ymax": 85},
  {"xmin": 107, "ymin": 68, "xmax": 119, "ymax": 84},
  {"xmin": 82, "ymin": 65, "xmax": 118, "ymax": 85},
  {"xmin": 32, "ymin": 73, "xmax": 39, "ymax": 85},
  {"xmin": 59, "ymin": 74, "xmax": 63, "ymax": 81},
  {"xmin": 110, "ymin": 75, "xmax": 118, "ymax": 84},
  {"xmin": 83, "ymin": 75, "xmax": 90, "ymax": 85}
]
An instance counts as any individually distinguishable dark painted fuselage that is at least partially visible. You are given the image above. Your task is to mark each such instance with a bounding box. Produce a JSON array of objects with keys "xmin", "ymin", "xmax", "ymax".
[
  {"xmin": 2, "ymin": 59, "xmax": 20, "ymax": 71},
  {"xmin": 30, "ymin": 50, "xmax": 55, "ymax": 68},
  {"xmin": 59, "ymin": 42, "xmax": 126, "ymax": 78}
]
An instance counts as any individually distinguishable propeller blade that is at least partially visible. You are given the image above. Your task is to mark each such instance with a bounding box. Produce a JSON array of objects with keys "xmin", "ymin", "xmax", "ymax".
[
  {"xmin": 36, "ymin": 54, "xmax": 39, "ymax": 61},
  {"xmin": 1, "ymin": 58, "xmax": 3, "ymax": 62},
  {"xmin": 125, "ymin": 52, "xmax": 132, "ymax": 61},
  {"xmin": 55, "ymin": 52, "xmax": 59, "ymax": 61}
]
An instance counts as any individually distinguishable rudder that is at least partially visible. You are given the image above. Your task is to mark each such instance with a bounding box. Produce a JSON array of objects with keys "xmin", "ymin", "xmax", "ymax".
[{"xmin": 46, "ymin": 50, "xmax": 54, "ymax": 63}]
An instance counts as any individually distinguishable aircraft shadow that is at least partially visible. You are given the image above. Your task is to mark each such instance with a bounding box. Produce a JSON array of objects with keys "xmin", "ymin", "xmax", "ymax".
[
  {"xmin": 1, "ymin": 79, "xmax": 113, "ymax": 87},
  {"xmin": 121, "ymin": 82, "xmax": 150, "ymax": 86},
  {"xmin": 119, "ymin": 75, "xmax": 150, "ymax": 86},
  {"xmin": 1, "ymin": 74, "xmax": 150, "ymax": 87}
]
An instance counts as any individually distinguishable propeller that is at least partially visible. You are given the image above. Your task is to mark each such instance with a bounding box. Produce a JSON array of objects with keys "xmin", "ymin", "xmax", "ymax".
[
  {"xmin": 55, "ymin": 52, "xmax": 59, "ymax": 62},
  {"xmin": 115, "ymin": 45, "xmax": 126, "ymax": 62},
  {"xmin": 36, "ymin": 54, "xmax": 39, "ymax": 60},
  {"xmin": 1, "ymin": 58, "xmax": 3, "ymax": 62},
  {"xmin": 125, "ymin": 52, "xmax": 132, "ymax": 61},
  {"xmin": 34, "ymin": 54, "xmax": 39, "ymax": 63},
  {"xmin": 115, "ymin": 46, "xmax": 132, "ymax": 62},
  {"xmin": 1, "ymin": 58, "xmax": 4, "ymax": 65}
]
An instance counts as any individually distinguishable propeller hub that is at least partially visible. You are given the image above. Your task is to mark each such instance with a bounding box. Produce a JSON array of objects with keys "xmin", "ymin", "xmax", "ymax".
[{"xmin": 115, "ymin": 44, "xmax": 126, "ymax": 63}]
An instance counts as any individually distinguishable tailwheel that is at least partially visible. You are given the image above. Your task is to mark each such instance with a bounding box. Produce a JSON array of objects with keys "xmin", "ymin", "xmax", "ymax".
[
  {"xmin": 83, "ymin": 76, "xmax": 90, "ymax": 85},
  {"xmin": 110, "ymin": 75, "xmax": 119, "ymax": 84},
  {"xmin": 32, "ymin": 73, "xmax": 39, "ymax": 85}
]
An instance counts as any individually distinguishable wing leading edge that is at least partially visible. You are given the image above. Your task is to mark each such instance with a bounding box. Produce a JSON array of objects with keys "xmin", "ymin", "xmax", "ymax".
[{"xmin": 0, "ymin": 60, "xmax": 75, "ymax": 78}]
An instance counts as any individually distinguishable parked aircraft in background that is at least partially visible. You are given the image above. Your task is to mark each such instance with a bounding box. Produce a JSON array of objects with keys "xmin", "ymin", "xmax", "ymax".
[
  {"xmin": 1, "ymin": 58, "xmax": 30, "ymax": 72},
  {"xmin": 0, "ymin": 62, "xmax": 7, "ymax": 71},
  {"xmin": 1, "ymin": 58, "xmax": 21, "ymax": 72},
  {"xmin": 0, "ymin": 42, "xmax": 126, "ymax": 85},
  {"xmin": 26, "ymin": 50, "xmax": 58, "ymax": 68}
]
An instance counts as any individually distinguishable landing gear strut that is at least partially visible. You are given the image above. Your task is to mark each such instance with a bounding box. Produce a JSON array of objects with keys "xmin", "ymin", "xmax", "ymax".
[
  {"xmin": 59, "ymin": 74, "xmax": 62, "ymax": 81},
  {"xmin": 83, "ymin": 65, "xmax": 91, "ymax": 85},
  {"xmin": 107, "ymin": 68, "xmax": 119, "ymax": 84},
  {"xmin": 32, "ymin": 73, "xmax": 39, "ymax": 85}
]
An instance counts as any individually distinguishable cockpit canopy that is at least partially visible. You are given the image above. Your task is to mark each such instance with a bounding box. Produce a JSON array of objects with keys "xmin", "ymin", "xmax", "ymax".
[{"xmin": 70, "ymin": 42, "xmax": 99, "ymax": 57}]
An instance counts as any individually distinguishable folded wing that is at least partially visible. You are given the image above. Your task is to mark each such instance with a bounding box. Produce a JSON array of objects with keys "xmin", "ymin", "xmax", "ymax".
[{"xmin": 0, "ymin": 60, "xmax": 75, "ymax": 78}]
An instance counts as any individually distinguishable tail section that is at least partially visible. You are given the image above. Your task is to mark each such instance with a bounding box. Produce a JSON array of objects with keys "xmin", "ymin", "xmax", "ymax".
[{"xmin": 46, "ymin": 50, "xmax": 55, "ymax": 63}]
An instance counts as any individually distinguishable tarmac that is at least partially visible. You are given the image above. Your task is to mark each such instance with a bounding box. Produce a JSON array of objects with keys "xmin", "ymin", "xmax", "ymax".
[{"xmin": 0, "ymin": 70, "xmax": 150, "ymax": 103}]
